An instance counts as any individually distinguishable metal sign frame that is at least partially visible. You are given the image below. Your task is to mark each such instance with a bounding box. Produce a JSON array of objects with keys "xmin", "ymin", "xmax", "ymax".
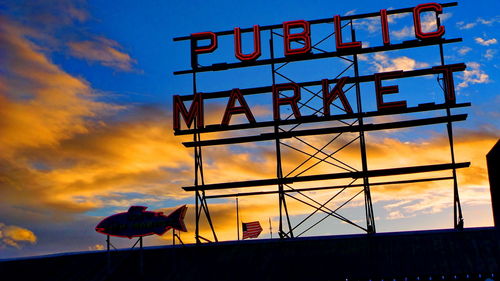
[{"xmin": 173, "ymin": 2, "xmax": 468, "ymax": 243}]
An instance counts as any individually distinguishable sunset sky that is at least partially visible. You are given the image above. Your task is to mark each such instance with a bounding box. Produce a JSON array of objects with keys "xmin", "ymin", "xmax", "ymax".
[{"xmin": 0, "ymin": 0, "xmax": 499, "ymax": 259}]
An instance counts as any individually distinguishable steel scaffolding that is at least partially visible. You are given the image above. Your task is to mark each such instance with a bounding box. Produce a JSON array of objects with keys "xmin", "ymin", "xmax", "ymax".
[{"xmin": 173, "ymin": 2, "xmax": 468, "ymax": 243}]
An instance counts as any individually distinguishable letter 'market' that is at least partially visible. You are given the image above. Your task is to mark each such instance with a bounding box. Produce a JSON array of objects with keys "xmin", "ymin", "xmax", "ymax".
[
  {"xmin": 322, "ymin": 77, "xmax": 353, "ymax": 115},
  {"xmin": 222, "ymin": 88, "xmax": 256, "ymax": 125},
  {"xmin": 374, "ymin": 71, "xmax": 407, "ymax": 110},
  {"xmin": 273, "ymin": 83, "xmax": 302, "ymax": 120},
  {"xmin": 173, "ymin": 93, "xmax": 204, "ymax": 130},
  {"xmin": 283, "ymin": 20, "xmax": 311, "ymax": 56}
]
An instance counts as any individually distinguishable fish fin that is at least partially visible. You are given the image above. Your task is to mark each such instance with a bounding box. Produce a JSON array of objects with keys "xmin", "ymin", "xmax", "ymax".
[
  {"xmin": 128, "ymin": 206, "xmax": 147, "ymax": 213},
  {"xmin": 167, "ymin": 205, "xmax": 188, "ymax": 232}
]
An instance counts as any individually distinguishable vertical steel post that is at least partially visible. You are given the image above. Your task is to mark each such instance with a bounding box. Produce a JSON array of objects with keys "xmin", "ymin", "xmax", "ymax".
[
  {"xmin": 436, "ymin": 13, "xmax": 463, "ymax": 230},
  {"xmin": 106, "ymin": 235, "xmax": 110, "ymax": 274},
  {"xmin": 236, "ymin": 197, "xmax": 240, "ymax": 240},
  {"xmin": 191, "ymin": 37, "xmax": 202, "ymax": 243},
  {"xmin": 270, "ymin": 29, "xmax": 294, "ymax": 238},
  {"xmin": 190, "ymin": 34, "xmax": 218, "ymax": 244},
  {"xmin": 193, "ymin": 94, "xmax": 201, "ymax": 244},
  {"xmin": 350, "ymin": 20, "xmax": 376, "ymax": 234},
  {"xmin": 139, "ymin": 237, "xmax": 143, "ymax": 275},
  {"xmin": 269, "ymin": 30, "xmax": 282, "ymax": 237}
]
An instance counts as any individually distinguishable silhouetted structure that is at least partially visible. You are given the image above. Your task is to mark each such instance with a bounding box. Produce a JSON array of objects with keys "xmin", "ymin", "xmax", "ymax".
[
  {"xmin": 173, "ymin": 2, "xmax": 469, "ymax": 242},
  {"xmin": 0, "ymin": 228, "xmax": 498, "ymax": 281},
  {"xmin": 488, "ymin": 139, "xmax": 500, "ymax": 228}
]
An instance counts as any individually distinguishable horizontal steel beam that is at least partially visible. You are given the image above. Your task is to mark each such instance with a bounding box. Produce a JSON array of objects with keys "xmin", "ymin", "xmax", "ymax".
[
  {"xmin": 183, "ymin": 162, "xmax": 469, "ymax": 191},
  {"xmin": 182, "ymin": 114, "xmax": 467, "ymax": 147},
  {"xmin": 174, "ymin": 38, "xmax": 461, "ymax": 75},
  {"xmin": 204, "ymin": 176, "xmax": 454, "ymax": 199},
  {"xmin": 175, "ymin": 64, "xmax": 466, "ymax": 101}
]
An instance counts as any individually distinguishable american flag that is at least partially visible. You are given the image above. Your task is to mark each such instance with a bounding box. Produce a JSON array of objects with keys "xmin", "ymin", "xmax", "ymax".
[{"xmin": 242, "ymin": 221, "xmax": 262, "ymax": 239}]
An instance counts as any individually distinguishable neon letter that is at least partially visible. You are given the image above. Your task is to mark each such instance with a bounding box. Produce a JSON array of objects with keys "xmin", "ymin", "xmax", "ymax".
[
  {"xmin": 322, "ymin": 77, "xmax": 353, "ymax": 115},
  {"xmin": 380, "ymin": 9, "xmax": 390, "ymax": 45},
  {"xmin": 432, "ymin": 63, "xmax": 466, "ymax": 104},
  {"xmin": 221, "ymin": 88, "xmax": 256, "ymax": 125},
  {"xmin": 283, "ymin": 20, "xmax": 311, "ymax": 56},
  {"xmin": 374, "ymin": 71, "xmax": 407, "ymax": 110},
  {"xmin": 273, "ymin": 83, "xmax": 302, "ymax": 120},
  {"xmin": 173, "ymin": 93, "xmax": 204, "ymax": 130},
  {"xmin": 334, "ymin": 15, "xmax": 362, "ymax": 50},
  {"xmin": 234, "ymin": 25, "xmax": 261, "ymax": 61},
  {"xmin": 413, "ymin": 3, "xmax": 445, "ymax": 40},
  {"xmin": 191, "ymin": 32, "xmax": 218, "ymax": 54}
]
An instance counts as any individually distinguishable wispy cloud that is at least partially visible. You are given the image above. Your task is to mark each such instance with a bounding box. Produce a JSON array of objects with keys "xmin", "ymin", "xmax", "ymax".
[
  {"xmin": 0, "ymin": 223, "xmax": 37, "ymax": 249},
  {"xmin": 457, "ymin": 16, "xmax": 500, "ymax": 30},
  {"xmin": 386, "ymin": 210, "xmax": 414, "ymax": 220},
  {"xmin": 475, "ymin": 37, "xmax": 497, "ymax": 46},
  {"xmin": 484, "ymin": 49, "xmax": 496, "ymax": 60},
  {"xmin": 457, "ymin": 62, "xmax": 490, "ymax": 89},
  {"xmin": 354, "ymin": 17, "xmax": 381, "ymax": 33},
  {"xmin": 2, "ymin": 0, "xmax": 89, "ymax": 27},
  {"xmin": 456, "ymin": 21, "xmax": 476, "ymax": 30},
  {"xmin": 392, "ymin": 13, "xmax": 451, "ymax": 40},
  {"xmin": 477, "ymin": 17, "xmax": 500, "ymax": 25},
  {"xmin": 371, "ymin": 53, "xmax": 429, "ymax": 72},
  {"xmin": 386, "ymin": 11, "xmax": 410, "ymax": 24},
  {"xmin": 421, "ymin": 13, "xmax": 452, "ymax": 33},
  {"xmin": 344, "ymin": 9, "xmax": 356, "ymax": 16},
  {"xmin": 68, "ymin": 37, "xmax": 137, "ymax": 72},
  {"xmin": 356, "ymin": 10, "xmax": 410, "ymax": 38},
  {"xmin": 457, "ymin": 46, "xmax": 472, "ymax": 55},
  {"xmin": 391, "ymin": 25, "xmax": 414, "ymax": 40}
]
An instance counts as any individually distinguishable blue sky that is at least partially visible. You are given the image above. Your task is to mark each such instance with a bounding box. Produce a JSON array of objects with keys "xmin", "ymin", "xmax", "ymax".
[{"xmin": 0, "ymin": 0, "xmax": 499, "ymax": 258}]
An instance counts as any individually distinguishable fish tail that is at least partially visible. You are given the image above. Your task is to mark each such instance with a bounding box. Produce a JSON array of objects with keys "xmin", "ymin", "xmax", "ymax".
[{"xmin": 167, "ymin": 205, "xmax": 188, "ymax": 232}]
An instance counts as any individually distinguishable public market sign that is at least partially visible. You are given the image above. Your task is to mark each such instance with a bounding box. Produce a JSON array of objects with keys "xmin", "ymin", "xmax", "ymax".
[{"xmin": 173, "ymin": 2, "xmax": 464, "ymax": 134}]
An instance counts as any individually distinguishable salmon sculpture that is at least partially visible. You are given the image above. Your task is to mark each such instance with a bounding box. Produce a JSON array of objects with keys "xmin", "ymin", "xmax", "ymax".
[{"xmin": 95, "ymin": 205, "xmax": 188, "ymax": 238}]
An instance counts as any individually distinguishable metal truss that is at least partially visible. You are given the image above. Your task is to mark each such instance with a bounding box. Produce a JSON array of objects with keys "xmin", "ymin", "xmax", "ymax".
[
  {"xmin": 191, "ymin": 75, "xmax": 218, "ymax": 244},
  {"xmin": 264, "ymin": 20, "xmax": 375, "ymax": 237},
  {"xmin": 175, "ymin": 2, "xmax": 468, "ymax": 242}
]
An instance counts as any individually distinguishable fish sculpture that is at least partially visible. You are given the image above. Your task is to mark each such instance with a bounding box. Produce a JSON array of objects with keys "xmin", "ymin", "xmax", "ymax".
[{"xmin": 95, "ymin": 205, "xmax": 188, "ymax": 238}]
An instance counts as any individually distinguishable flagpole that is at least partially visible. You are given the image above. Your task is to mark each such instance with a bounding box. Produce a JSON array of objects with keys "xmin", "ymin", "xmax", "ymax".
[{"xmin": 236, "ymin": 196, "xmax": 240, "ymax": 241}]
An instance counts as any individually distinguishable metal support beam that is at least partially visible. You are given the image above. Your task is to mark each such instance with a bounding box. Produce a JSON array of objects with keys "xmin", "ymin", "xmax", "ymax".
[
  {"xmin": 182, "ymin": 114, "xmax": 468, "ymax": 147},
  {"xmin": 191, "ymin": 71, "xmax": 218, "ymax": 244},
  {"xmin": 351, "ymin": 21, "xmax": 375, "ymax": 234},
  {"xmin": 183, "ymin": 162, "xmax": 470, "ymax": 191},
  {"xmin": 270, "ymin": 29, "xmax": 294, "ymax": 239},
  {"xmin": 437, "ymin": 13, "xmax": 464, "ymax": 230},
  {"xmin": 204, "ymin": 176, "xmax": 454, "ymax": 199}
]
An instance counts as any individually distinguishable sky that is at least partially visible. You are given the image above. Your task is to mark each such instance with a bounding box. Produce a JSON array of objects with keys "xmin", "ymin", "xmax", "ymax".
[{"xmin": 0, "ymin": 0, "xmax": 499, "ymax": 259}]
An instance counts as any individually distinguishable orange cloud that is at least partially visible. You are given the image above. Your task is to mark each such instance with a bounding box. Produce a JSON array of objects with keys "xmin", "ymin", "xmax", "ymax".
[
  {"xmin": 0, "ymin": 223, "xmax": 37, "ymax": 249},
  {"xmin": 88, "ymin": 244, "xmax": 105, "ymax": 251},
  {"xmin": 0, "ymin": 18, "xmax": 121, "ymax": 155},
  {"xmin": 68, "ymin": 37, "xmax": 137, "ymax": 71}
]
